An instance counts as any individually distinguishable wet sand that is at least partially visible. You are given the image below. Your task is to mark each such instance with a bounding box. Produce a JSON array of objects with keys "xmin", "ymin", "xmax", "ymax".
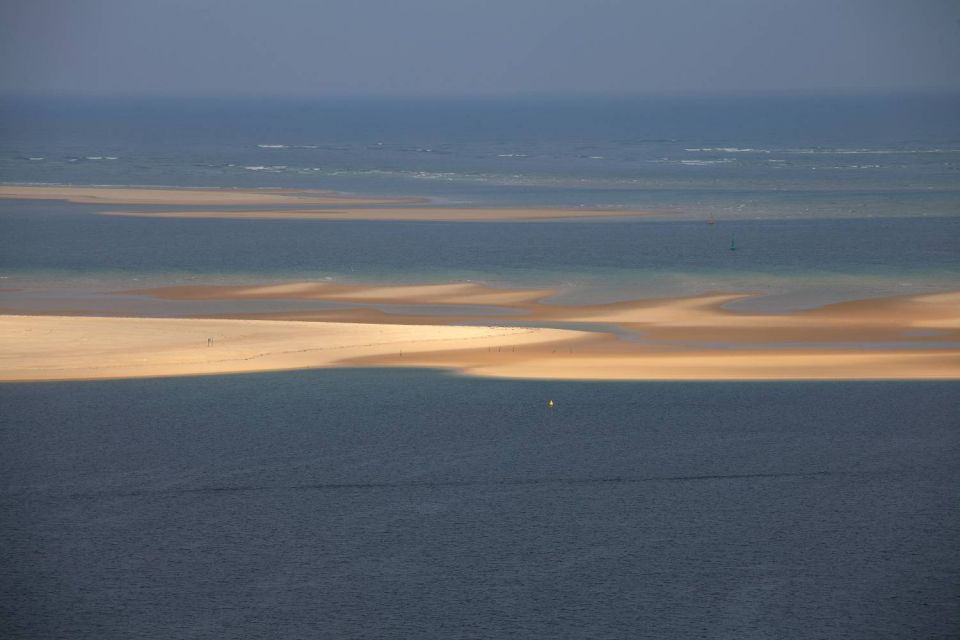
[
  {"xmin": 125, "ymin": 281, "xmax": 556, "ymax": 306},
  {"xmin": 100, "ymin": 207, "xmax": 657, "ymax": 221},
  {"xmin": 127, "ymin": 282, "xmax": 960, "ymax": 345},
  {"xmin": 355, "ymin": 340, "xmax": 960, "ymax": 381}
]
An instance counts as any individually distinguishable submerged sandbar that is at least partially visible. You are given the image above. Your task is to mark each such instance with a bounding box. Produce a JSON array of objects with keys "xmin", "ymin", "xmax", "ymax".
[
  {"xmin": 0, "ymin": 185, "xmax": 422, "ymax": 206},
  {"xmin": 0, "ymin": 185, "xmax": 656, "ymax": 221},
  {"xmin": 100, "ymin": 207, "xmax": 658, "ymax": 222}
]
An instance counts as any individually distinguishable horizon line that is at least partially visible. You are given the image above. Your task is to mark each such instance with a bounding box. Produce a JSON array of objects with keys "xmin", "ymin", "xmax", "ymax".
[{"xmin": 2, "ymin": 87, "xmax": 960, "ymax": 102}]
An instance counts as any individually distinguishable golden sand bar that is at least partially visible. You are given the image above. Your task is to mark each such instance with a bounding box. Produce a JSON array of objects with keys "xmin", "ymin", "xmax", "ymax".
[
  {"xmin": 130, "ymin": 283, "xmax": 960, "ymax": 345},
  {"xmin": 0, "ymin": 315, "xmax": 581, "ymax": 382},
  {"xmin": 5, "ymin": 281, "xmax": 959, "ymax": 382},
  {"xmin": 0, "ymin": 185, "xmax": 420, "ymax": 206},
  {"xmin": 1, "ymin": 314, "xmax": 957, "ymax": 382},
  {"xmin": 354, "ymin": 340, "xmax": 960, "ymax": 381}
]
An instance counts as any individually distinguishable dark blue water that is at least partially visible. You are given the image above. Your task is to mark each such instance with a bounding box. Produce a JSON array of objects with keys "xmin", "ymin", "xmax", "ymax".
[{"xmin": 1, "ymin": 372, "xmax": 958, "ymax": 638}]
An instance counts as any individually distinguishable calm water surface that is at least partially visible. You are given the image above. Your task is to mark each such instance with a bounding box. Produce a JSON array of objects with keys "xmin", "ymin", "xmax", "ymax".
[
  {"xmin": 1, "ymin": 372, "xmax": 958, "ymax": 638},
  {"xmin": 1, "ymin": 199, "xmax": 958, "ymax": 308}
]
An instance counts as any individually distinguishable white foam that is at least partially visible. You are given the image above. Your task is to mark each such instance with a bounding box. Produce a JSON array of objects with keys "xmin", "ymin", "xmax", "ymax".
[
  {"xmin": 678, "ymin": 159, "xmax": 735, "ymax": 166},
  {"xmin": 685, "ymin": 147, "xmax": 769, "ymax": 153},
  {"xmin": 784, "ymin": 148, "xmax": 960, "ymax": 155},
  {"xmin": 257, "ymin": 144, "xmax": 288, "ymax": 149}
]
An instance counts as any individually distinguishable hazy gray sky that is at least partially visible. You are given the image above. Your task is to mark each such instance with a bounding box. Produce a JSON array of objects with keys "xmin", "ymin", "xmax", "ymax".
[{"xmin": 2, "ymin": 0, "xmax": 959, "ymax": 96}]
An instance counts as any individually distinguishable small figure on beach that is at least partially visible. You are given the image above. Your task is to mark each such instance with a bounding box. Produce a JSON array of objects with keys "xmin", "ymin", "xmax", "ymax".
[{"xmin": 207, "ymin": 337, "xmax": 212, "ymax": 347}]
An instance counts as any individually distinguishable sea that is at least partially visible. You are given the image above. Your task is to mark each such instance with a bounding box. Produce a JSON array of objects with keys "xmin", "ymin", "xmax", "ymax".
[{"xmin": 1, "ymin": 94, "xmax": 959, "ymax": 638}]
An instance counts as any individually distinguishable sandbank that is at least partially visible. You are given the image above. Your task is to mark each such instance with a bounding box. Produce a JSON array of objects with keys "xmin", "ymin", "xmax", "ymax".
[
  {"xmin": 5, "ymin": 282, "xmax": 959, "ymax": 382},
  {"xmin": 0, "ymin": 185, "xmax": 656, "ymax": 221},
  {"xmin": 0, "ymin": 315, "xmax": 580, "ymax": 382},
  {"xmin": 0, "ymin": 185, "xmax": 420, "ymax": 206},
  {"xmin": 127, "ymin": 283, "xmax": 960, "ymax": 346},
  {"xmin": 351, "ymin": 340, "xmax": 960, "ymax": 381},
  {"xmin": 2, "ymin": 314, "xmax": 956, "ymax": 382},
  {"xmin": 100, "ymin": 207, "xmax": 657, "ymax": 222}
]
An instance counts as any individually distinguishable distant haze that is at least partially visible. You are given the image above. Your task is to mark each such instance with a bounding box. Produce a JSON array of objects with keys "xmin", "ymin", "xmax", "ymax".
[{"xmin": 1, "ymin": 0, "xmax": 959, "ymax": 96}]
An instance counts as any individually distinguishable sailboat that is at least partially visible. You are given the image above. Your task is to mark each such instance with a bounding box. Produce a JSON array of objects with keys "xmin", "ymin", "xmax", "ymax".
[{"xmin": 729, "ymin": 237, "xmax": 737, "ymax": 251}]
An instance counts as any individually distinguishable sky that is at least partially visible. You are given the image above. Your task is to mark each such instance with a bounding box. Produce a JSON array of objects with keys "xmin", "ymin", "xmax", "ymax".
[{"xmin": 1, "ymin": 0, "xmax": 959, "ymax": 96}]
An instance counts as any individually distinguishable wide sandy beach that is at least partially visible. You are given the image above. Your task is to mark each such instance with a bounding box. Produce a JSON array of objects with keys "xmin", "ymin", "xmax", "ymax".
[
  {"xmin": 1, "ymin": 313, "xmax": 956, "ymax": 382},
  {"xmin": 2, "ymin": 283, "xmax": 958, "ymax": 382},
  {"xmin": 0, "ymin": 315, "xmax": 583, "ymax": 382}
]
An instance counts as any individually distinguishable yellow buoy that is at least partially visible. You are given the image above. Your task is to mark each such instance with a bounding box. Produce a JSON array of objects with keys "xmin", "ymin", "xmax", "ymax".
[{"xmin": 548, "ymin": 399, "xmax": 555, "ymax": 408}]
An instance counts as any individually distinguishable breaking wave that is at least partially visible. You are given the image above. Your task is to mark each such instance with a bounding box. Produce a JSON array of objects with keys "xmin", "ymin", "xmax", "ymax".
[{"xmin": 686, "ymin": 147, "xmax": 769, "ymax": 153}]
